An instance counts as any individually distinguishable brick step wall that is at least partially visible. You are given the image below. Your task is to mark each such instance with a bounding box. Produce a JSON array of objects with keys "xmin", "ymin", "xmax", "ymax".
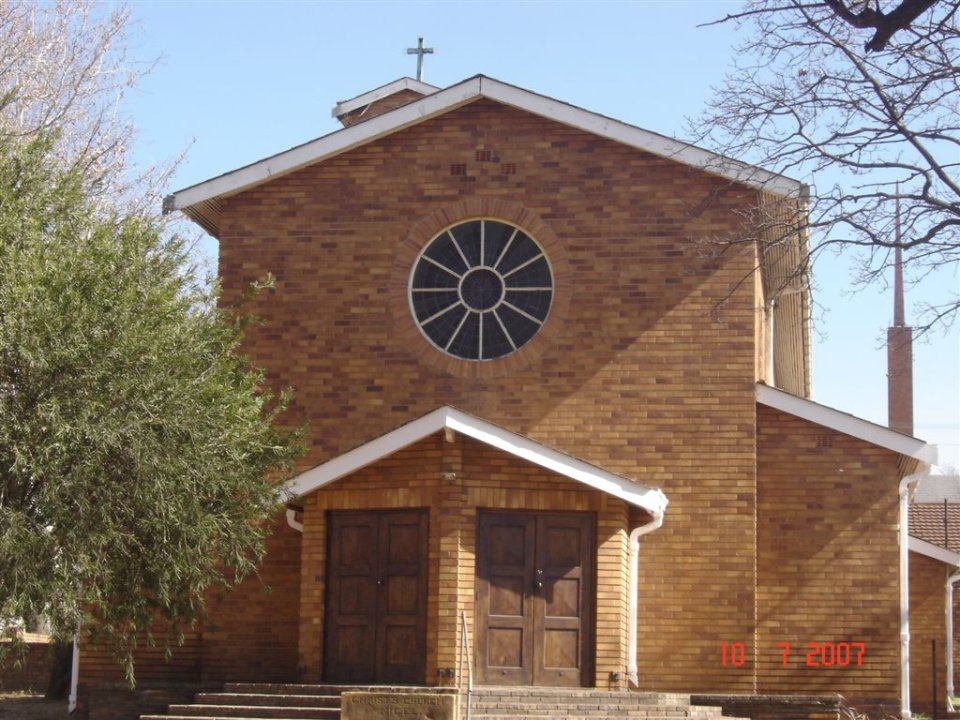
[
  {"xmin": 468, "ymin": 687, "xmax": 745, "ymax": 720},
  {"xmin": 141, "ymin": 684, "xmax": 748, "ymax": 720}
]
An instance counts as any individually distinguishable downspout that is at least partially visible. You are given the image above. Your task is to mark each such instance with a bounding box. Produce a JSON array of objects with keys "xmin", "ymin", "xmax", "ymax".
[
  {"xmin": 627, "ymin": 511, "xmax": 665, "ymax": 687},
  {"xmin": 901, "ymin": 473, "xmax": 923, "ymax": 720},
  {"xmin": 286, "ymin": 507, "xmax": 304, "ymax": 533},
  {"xmin": 68, "ymin": 635, "xmax": 79, "ymax": 713},
  {"xmin": 947, "ymin": 569, "xmax": 960, "ymax": 711}
]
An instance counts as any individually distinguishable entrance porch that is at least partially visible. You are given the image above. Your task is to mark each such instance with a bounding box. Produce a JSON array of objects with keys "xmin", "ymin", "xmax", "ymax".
[{"xmin": 287, "ymin": 406, "xmax": 668, "ymax": 690}]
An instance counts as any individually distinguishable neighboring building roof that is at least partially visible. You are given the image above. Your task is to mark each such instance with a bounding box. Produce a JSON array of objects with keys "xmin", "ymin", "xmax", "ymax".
[
  {"xmin": 283, "ymin": 405, "xmax": 669, "ymax": 517},
  {"xmin": 910, "ymin": 503, "xmax": 960, "ymax": 553},
  {"xmin": 756, "ymin": 383, "xmax": 938, "ymax": 464},
  {"xmin": 165, "ymin": 74, "xmax": 806, "ymax": 239},
  {"xmin": 913, "ymin": 475, "xmax": 960, "ymax": 503}
]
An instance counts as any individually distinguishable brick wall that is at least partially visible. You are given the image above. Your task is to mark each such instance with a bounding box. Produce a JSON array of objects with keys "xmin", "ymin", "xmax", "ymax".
[
  {"xmin": 756, "ymin": 404, "xmax": 900, "ymax": 703},
  {"xmin": 78, "ymin": 512, "xmax": 301, "ymax": 686},
  {"xmin": 909, "ymin": 551, "xmax": 949, "ymax": 715},
  {"xmin": 74, "ymin": 682, "xmax": 218, "ymax": 720},
  {"xmin": 336, "ymin": 88, "xmax": 429, "ymax": 127},
  {"xmin": 0, "ymin": 639, "xmax": 53, "ymax": 691},
  {"xmin": 221, "ymin": 98, "xmax": 762, "ymax": 693}
]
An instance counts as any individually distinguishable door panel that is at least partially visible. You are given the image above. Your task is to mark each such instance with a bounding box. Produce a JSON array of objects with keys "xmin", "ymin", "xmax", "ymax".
[
  {"xmin": 477, "ymin": 513, "xmax": 535, "ymax": 684},
  {"xmin": 536, "ymin": 515, "xmax": 592, "ymax": 685},
  {"xmin": 325, "ymin": 510, "xmax": 428, "ymax": 684},
  {"xmin": 476, "ymin": 512, "xmax": 594, "ymax": 687}
]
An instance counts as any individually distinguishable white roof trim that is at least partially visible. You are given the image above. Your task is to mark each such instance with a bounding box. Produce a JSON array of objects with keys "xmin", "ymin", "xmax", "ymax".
[
  {"xmin": 168, "ymin": 75, "xmax": 803, "ymax": 219},
  {"xmin": 757, "ymin": 384, "xmax": 937, "ymax": 464},
  {"xmin": 332, "ymin": 77, "xmax": 439, "ymax": 118},
  {"xmin": 283, "ymin": 406, "xmax": 669, "ymax": 516},
  {"xmin": 910, "ymin": 536, "xmax": 960, "ymax": 566}
]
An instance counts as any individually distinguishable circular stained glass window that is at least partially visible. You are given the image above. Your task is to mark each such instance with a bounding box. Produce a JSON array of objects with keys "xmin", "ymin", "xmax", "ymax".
[{"xmin": 409, "ymin": 219, "xmax": 554, "ymax": 361}]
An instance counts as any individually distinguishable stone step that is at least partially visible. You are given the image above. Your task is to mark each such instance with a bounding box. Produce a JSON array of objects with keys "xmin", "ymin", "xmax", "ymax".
[
  {"xmin": 469, "ymin": 709, "xmax": 730, "ymax": 718},
  {"xmin": 223, "ymin": 683, "xmax": 456, "ymax": 696},
  {"xmin": 470, "ymin": 691, "xmax": 693, "ymax": 704},
  {"xmin": 165, "ymin": 704, "xmax": 338, "ymax": 718},
  {"xmin": 142, "ymin": 717, "xmax": 318, "ymax": 720},
  {"xmin": 195, "ymin": 694, "xmax": 340, "ymax": 708},
  {"xmin": 471, "ymin": 716, "xmax": 744, "ymax": 720},
  {"xmin": 142, "ymin": 684, "xmax": 748, "ymax": 720}
]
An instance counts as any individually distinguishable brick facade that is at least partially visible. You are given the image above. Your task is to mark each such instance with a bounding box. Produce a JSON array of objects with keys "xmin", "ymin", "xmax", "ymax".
[
  {"xmin": 76, "ymin": 83, "xmax": 930, "ymax": 717},
  {"xmin": 909, "ymin": 552, "xmax": 950, "ymax": 715},
  {"xmin": 756, "ymin": 404, "xmax": 900, "ymax": 706},
  {"xmin": 216, "ymin": 98, "xmax": 761, "ymax": 694}
]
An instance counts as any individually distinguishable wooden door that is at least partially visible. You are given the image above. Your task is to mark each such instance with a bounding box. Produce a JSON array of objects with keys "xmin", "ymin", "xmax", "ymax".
[
  {"xmin": 476, "ymin": 512, "xmax": 594, "ymax": 686},
  {"xmin": 324, "ymin": 510, "xmax": 428, "ymax": 684}
]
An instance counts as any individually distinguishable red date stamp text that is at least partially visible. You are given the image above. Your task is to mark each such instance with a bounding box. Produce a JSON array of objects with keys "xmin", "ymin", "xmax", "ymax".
[{"xmin": 720, "ymin": 641, "xmax": 866, "ymax": 668}]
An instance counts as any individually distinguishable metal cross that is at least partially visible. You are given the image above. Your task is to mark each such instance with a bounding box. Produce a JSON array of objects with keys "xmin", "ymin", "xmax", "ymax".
[{"xmin": 406, "ymin": 37, "xmax": 435, "ymax": 82}]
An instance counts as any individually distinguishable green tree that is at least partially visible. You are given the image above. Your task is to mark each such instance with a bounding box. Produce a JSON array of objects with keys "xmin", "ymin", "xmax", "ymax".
[{"xmin": 0, "ymin": 136, "xmax": 302, "ymax": 682}]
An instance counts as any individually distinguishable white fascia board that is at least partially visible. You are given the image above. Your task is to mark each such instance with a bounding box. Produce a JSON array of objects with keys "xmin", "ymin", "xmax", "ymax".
[
  {"xmin": 332, "ymin": 77, "xmax": 439, "ymax": 118},
  {"xmin": 477, "ymin": 77, "xmax": 804, "ymax": 197},
  {"xmin": 283, "ymin": 405, "xmax": 668, "ymax": 517},
  {"xmin": 910, "ymin": 536, "xmax": 960, "ymax": 566},
  {"xmin": 757, "ymin": 383, "xmax": 938, "ymax": 464},
  {"xmin": 168, "ymin": 78, "xmax": 484, "ymax": 212}
]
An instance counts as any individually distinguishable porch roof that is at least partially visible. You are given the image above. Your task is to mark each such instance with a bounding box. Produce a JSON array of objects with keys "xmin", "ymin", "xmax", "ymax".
[
  {"xmin": 909, "ymin": 536, "xmax": 960, "ymax": 567},
  {"xmin": 283, "ymin": 406, "xmax": 669, "ymax": 517}
]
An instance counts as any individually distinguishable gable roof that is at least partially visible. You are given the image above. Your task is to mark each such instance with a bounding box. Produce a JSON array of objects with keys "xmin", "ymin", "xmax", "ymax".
[
  {"xmin": 282, "ymin": 405, "xmax": 669, "ymax": 517},
  {"xmin": 757, "ymin": 383, "xmax": 938, "ymax": 464},
  {"xmin": 165, "ymin": 74, "xmax": 806, "ymax": 238}
]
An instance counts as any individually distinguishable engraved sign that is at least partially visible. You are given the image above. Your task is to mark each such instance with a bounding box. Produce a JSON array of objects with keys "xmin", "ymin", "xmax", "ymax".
[{"xmin": 341, "ymin": 692, "xmax": 458, "ymax": 720}]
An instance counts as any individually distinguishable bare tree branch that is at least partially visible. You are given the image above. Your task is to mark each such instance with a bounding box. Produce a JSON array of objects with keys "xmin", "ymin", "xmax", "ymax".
[
  {"xmin": 0, "ymin": 0, "xmax": 180, "ymax": 216},
  {"xmin": 690, "ymin": 0, "xmax": 959, "ymax": 333},
  {"xmin": 823, "ymin": 0, "xmax": 940, "ymax": 51}
]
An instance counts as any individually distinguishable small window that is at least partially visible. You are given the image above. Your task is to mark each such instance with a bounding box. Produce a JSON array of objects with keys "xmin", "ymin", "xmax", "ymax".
[{"xmin": 409, "ymin": 219, "xmax": 553, "ymax": 361}]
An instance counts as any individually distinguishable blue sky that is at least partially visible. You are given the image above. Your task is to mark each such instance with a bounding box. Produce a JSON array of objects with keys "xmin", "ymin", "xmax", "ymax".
[{"xmin": 125, "ymin": 0, "xmax": 958, "ymax": 469}]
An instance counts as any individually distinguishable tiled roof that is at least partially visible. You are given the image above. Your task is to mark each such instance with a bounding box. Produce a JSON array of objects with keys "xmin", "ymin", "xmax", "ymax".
[{"xmin": 910, "ymin": 502, "xmax": 960, "ymax": 553}]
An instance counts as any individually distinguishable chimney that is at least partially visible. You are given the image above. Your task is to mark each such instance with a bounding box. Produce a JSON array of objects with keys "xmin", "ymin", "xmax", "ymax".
[
  {"xmin": 887, "ymin": 195, "xmax": 914, "ymax": 435},
  {"xmin": 331, "ymin": 77, "xmax": 438, "ymax": 128}
]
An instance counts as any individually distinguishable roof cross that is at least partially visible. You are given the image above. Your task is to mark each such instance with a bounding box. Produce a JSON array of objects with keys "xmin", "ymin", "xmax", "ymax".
[{"xmin": 406, "ymin": 37, "xmax": 434, "ymax": 82}]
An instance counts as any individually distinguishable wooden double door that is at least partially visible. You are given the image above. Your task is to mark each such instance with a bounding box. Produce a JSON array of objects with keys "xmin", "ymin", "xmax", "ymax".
[
  {"xmin": 476, "ymin": 511, "xmax": 595, "ymax": 687},
  {"xmin": 324, "ymin": 510, "xmax": 428, "ymax": 684}
]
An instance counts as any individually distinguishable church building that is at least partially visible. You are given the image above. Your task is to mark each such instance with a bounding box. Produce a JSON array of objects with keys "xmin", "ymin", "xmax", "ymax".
[{"xmin": 75, "ymin": 74, "xmax": 940, "ymax": 720}]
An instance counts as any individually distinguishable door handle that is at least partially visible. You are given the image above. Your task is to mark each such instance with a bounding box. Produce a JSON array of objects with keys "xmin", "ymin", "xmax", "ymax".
[{"xmin": 535, "ymin": 569, "xmax": 544, "ymax": 589}]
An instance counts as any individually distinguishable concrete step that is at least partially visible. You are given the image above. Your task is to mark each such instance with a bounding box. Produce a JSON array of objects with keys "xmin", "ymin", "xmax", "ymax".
[
  {"xmin": 165, "ymin": 704, "xmax": 337, "ymax": 718},
  {"xmin": 223, "ymin": 683, "xmax": 456, "ymax": 696},
  {"xmin": 143, "ymin": 684, "xmax": 748, "ymax": 720},
  {"xmin": 142, "ymin": 717, "xmax": 318, "ymax": 720},
  {"xmin": 194, "ymin": 694, "xmax": 339, "ymax": 708}
]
